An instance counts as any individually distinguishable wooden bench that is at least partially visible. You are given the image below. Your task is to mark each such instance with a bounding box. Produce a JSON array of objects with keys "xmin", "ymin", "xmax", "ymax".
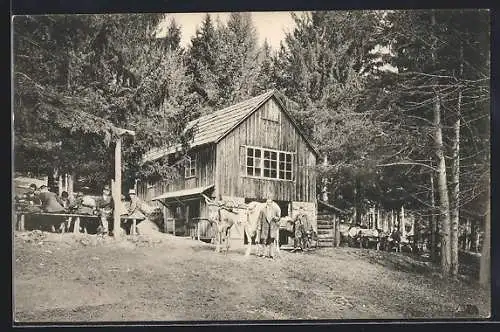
[{"xmin": 15, "ymin": 212, "xmax": 144, "ymax": 235}]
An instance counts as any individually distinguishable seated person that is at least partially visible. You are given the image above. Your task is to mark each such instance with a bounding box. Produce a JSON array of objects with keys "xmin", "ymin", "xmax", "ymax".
[
  {"xmin": 59, "ymin": 191, "xmax": 77, "ymax": 210},
  {"xmin": 17, "ymin": 184, "xmax": 44, "ymax": 214},
  {"xmin": 95, "ymin": 185, "xmax": 114, "ymax": 235},
  {"xmin": 15, "ymin": 183, "xmax": 41, "ymax": 206},
  {"xmin": 28, "ymin": 184, "xmax": 42, "ymax": 205},
  {"xmin": 38, "ymin": 185, "xmax": 65, "ymax": 213},
  {"xmin": 74, "ymin": 192, "xmax": 97, "ymax": 215}
]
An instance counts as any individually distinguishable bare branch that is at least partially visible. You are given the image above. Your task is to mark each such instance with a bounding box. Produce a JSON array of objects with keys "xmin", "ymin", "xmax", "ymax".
[{"xmin": 377, "ymin": 161, "xmax": 437, "ymax": 172}]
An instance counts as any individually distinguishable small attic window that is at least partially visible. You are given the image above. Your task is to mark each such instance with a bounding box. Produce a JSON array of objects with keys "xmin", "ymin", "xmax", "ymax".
[
  {"xmin": 261, "ymin": 100, "xmax": 280, "ymax": 123},
  {"xmin": 184, "ymin": 155, "xmax": 197, "ymax": 178}
]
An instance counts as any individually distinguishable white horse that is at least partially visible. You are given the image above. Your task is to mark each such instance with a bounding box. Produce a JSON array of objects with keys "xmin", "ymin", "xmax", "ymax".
[{"xmin": 203, "ymin": 195, "xmax": 281, "ymax": 258}]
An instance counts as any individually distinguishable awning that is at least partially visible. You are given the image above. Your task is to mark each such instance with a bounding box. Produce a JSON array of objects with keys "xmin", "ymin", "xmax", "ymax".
[{"xmin": 151, "ymin": 184, "xmax": 214, "ymax": 202}]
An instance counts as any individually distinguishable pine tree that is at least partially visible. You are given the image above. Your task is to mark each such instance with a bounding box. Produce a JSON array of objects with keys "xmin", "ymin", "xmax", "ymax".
[
  {"xmin": 13, "ymin": 14, "xmax": 198, "ymax": 190},
  {"xmin": 253, "ymin": 39, "xmax": 276, "ymax": 94},
  {"xmin": 273, "ymin": 11, "xmax": 386, "ymax": 217},
  {"xmin": 374, "ymin": 9, "xmax": 490, "ymax": 278},
  {"xmin": 187, "ymin": 13, "xmax": 262, "ymax": 112},
  {"xmin": 186, "ymin": 14, "xmax": 220, "ymax": 110}
]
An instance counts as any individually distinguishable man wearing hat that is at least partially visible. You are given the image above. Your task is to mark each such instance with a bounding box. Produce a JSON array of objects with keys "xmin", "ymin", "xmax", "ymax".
[
  {"xmin": 255, "ymin": 195, "xmax": 281, "ymax": 258},
  {"xmin": 125, "ymin": 189, "xmax": 145, "ymax": 235},
  {"xmin": 96, "ymin": 184, "xmax": 114, "ymax": 235},
  {"xmin": 127, "ymin": 189, "xmax": 145, "ymax": 219}
]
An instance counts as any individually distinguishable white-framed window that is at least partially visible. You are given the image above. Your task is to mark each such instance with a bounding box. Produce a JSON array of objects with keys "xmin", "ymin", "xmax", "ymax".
[
  {"xmin": 245, "ymin": 146, "xmax": 293, "ymax": 181},
  {"xmin": 185, "ymin": 155, "xmax": 197, "ymax": 178}
]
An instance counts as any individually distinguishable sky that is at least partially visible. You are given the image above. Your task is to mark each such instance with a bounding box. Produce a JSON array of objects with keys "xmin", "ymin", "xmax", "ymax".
[
  {"xmin": 156, "ymin": 11, "xmax": 397, "ymax": 72},
  {"xmin": 157, "ymin": 11, "xmax": 308, "ymax": 50}
]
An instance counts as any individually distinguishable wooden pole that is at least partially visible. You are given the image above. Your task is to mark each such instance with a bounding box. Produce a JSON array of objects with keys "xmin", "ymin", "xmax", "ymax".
[
  {"xmin": 185, "ymin": 205, "xmax": 189, "ymax": 237},
  {"xmin": 163, "ymin": 205, "xmax": 168, "ymax": 233},
  {"xmin": 73, "ymin": 217, "xmax": 80, "ymax": 234},
  {"xmin": 332, "ymin": 215, "xmax": 336, "ymax": 247},
  {"xmin": 335, "ymin": 216, "xmax": 341, "ymax": 247},
  {"xmin": 376, "ymin": 208, "xmax": 380, "ymax": 230},
  {"xmin": 18, "ymin": 214, "xmax": 25, "ymax": 232},
  {"xmin": 131, "ymin": 219, "xmax": 137, "ymax": 236},
  {"xmin": 113, "ymin": 137, "xmax": 122, "ymax": 239},
  {"xmin": 401, "ymin": 206, "xmax": 405, "ymax": 237}
]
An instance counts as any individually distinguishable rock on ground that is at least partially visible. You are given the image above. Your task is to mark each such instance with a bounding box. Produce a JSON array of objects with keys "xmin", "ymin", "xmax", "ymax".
[{"xmin": 137, "ymin": 219, "xmax": 160, "ymax": 235}]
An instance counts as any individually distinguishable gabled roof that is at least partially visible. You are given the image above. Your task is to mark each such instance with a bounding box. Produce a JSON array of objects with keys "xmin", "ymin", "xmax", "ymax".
[{"xmin": 142, "ymin": 89, "xmax": 319, "ymax": 163}]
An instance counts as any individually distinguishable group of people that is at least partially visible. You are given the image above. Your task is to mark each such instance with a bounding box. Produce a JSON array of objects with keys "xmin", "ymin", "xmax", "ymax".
[{"xmin": 15, "ymin": 183, "xmax": 146, "ymax": 235}]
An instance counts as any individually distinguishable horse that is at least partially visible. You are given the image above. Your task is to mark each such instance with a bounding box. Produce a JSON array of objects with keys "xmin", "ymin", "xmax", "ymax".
[
  {"xmin": 207, "ymin": 203, "xmax": 237, "ymax": 254},
  {"xmin": 203, "ymin": 195, "xmax": 281, "ymax": 258}
]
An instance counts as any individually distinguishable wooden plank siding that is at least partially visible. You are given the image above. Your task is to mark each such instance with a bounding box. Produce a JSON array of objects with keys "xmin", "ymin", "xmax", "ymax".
[
  {"xmin": 216, "ymin": 97, "xmax": 317, "ymax": 203},
  {"xmin": 138, "ymin": 145, "xmax": 216, "ymax": 204}
]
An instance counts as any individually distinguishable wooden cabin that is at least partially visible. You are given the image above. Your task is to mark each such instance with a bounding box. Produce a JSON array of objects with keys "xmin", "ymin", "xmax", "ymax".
[{"xmin": 139, "ymin": 90, "xmax": 319, "ymax": 243}]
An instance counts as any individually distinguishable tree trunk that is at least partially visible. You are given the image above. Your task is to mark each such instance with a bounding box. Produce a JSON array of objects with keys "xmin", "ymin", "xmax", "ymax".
[
  {"xmin": 449, "ymin": 111, "xmax": 461, "ymax": 277},
  {"xmin": 376, "ymin": 207, "xmax": 380, "ymax": 230},
  {"xmin": 58, "ymin": 174, "xmax": 63, "ymax": 196},
  {"xmin": 390, "ymin": 210, "xmax": 394, "ymax": 231},
  {"xmin": 113, "ymin": 137, "xmax": 122, "ymax": 239},
  {"xmin": 321, "ymin": 154, "xmax": 329, "ymax": 202},
  {"xmin": 353, "ymin": 182, "xmax": 358, "ymax": 225},
  {"xmin": 450, "ymin": 41, "xmax": 463, "ymax": 278},
  {"xmin": 479, "ymin": 198, "xmax": 490, "ymax": 288},
  {"xmin": 465, "ymin": 218, "xmax": 471, "ymax": 251},
  {"xmin": 400, "ymin": 205, "xmax": 405, "ymax": 238},
  {"xmin": 434, "ymin": 95, "xmax": 451, "ymax": 277},
  {"xmin": 49, "ymin": 167, "xmax": 59, "ymax": 194},
  {"xmin": 430, "ymin": 172, "xmax": 438, "ymax": 262},
  {"xmin": 68, "ymin": 172, "xmax": 75, "ymax": 196}
]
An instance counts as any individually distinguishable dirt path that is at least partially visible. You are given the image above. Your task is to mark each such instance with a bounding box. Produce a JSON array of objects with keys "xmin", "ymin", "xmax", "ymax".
[{"xmin": 13, "ymin": 231, "xmax": 490, "ymax": 322}]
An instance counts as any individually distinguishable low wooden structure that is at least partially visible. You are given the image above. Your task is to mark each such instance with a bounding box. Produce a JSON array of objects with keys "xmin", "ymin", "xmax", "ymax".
[
  {"xmin": 314, "ymin": 201, "xmax": 348, "ymax": 247},
  {"xmin": 16, "ymin": 211, "xmax": 144, "ymax": 235}
]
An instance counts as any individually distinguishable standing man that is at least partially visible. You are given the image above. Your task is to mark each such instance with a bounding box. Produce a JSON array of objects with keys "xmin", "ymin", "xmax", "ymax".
[
  {"xmin": 256, "ymin": 197, "xmax": 281, "ymax": 258},
  {"xmin": 126, "ymin": 189, "xmax": 145, "ymax": 235},
  {"xmin": 96, "ymin": 184, "xmax": 114, "ymax": 236}
]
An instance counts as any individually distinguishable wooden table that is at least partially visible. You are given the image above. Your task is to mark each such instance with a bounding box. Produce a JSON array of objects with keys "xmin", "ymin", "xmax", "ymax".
[
  {"xmin": 16, "ymin": 211, "xmax": 144, "ymax": 236},
  {"xmin": 15, "ymin": 212, "xmax": 98, "ymax": 234}
]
